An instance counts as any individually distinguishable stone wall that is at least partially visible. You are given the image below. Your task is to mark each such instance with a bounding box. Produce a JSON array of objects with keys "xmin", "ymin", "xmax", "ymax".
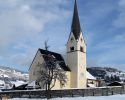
[{"xmin": 0, "ymin": 86, "xmax": 124, "ymax": 98}]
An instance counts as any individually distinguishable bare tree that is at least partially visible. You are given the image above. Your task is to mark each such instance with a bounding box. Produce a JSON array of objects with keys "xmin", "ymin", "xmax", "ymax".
[
  {"xmin": 33, "ymin": 40, "xmax": 67, "ymax": 98},
  {"xmin": 34, "ymin": 54, "xmax": 67, "ymax": 98}
]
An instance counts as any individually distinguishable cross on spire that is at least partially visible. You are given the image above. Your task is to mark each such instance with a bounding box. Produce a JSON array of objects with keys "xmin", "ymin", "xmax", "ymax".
[{"xmin": 44, "ymin": 40, "xmax": 50, "ymax": 51}]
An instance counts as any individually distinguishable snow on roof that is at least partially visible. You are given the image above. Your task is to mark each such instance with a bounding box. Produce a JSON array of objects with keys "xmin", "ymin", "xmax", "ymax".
[
  {"xmin": 0, "ymin": 74, "xmax": 10, "ymax": 78},
  {"xmin": 0, "ymin": 80, "xmax": 5, "ymax": 85},
  {"xmin": 3, "ymin": 74, "xmax": 9, "ymax": 78},
  {"xmin": 26, "ymin": 81, "xmax": 40, "ymax": 89},
  {"xmin": 27, "ymin": 81, "xmax": 36, "ymax": 87},
  {"xmin": 11, "ymin": 80, "xmax": 26, "ymax": 87},
  {"xmin": 86, "ymin": 71, "xmax": 96, "ymax": 80},
  {"xmin": 88, "ymin": 84, "xmax": 96, "ymax": 87}
]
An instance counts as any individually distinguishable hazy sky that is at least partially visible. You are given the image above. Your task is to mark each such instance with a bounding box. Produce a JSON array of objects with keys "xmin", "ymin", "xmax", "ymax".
[{"xmin": 0, "ymin": 0, "xmax": 125, "ymax": 72}]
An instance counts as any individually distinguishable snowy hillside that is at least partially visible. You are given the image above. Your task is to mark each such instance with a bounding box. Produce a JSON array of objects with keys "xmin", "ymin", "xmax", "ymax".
[
  {"xmin": 0, "ymin": 66, "xmax": 28, "ymax": 89},
  {"xmin": 87, "ymin": 67, "xmax": 125, "ymax": 81}
]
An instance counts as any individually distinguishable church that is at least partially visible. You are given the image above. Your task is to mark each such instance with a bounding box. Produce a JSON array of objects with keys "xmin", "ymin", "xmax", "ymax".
[{"xmin": 29, "ymin": 0, "xmax": 97, "ymax": 89}]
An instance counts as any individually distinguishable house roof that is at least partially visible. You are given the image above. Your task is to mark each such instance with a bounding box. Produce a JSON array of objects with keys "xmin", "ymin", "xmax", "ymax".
[
  {"xmin": 86, "ymin": 71, "xmax": 96, "ymax": 80},
  {"xmin": 71, "ymin": 0, "xmax": 81, "ymax": 40},
  {"xmin": 39, "ymin": 49, "xmax": 71, "ymax": 71},
  {"xmin": 12, "ymin": 84, "xmax": 28, "ymax": 90},
  {"xmin": 87, "ymin": 84, "xmax": 96, "ymax": 88},
  {"xmin": 107, "ymin": 81, "xmax": 122, "ymax": 86},
  {"xmin": 26, "ymin": 80, "xmax": 41, "ymax": 89}
]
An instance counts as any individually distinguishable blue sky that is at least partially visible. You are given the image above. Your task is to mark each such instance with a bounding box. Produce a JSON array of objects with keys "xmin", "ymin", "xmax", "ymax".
[{"xmin": 0, "ymin": 0, "xmax": 125, "ymax": 72}]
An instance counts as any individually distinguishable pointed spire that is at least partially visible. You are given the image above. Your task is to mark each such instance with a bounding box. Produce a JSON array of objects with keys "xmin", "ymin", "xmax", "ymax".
[{"xmin": 71, "ymin": 0, "xmax": 81, "ymax": 40}]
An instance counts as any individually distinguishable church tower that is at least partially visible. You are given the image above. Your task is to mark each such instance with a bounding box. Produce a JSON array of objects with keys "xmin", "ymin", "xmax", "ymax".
[{"xmin": 67, "ymin": 0, "xmax": 87, "ymax": 88}]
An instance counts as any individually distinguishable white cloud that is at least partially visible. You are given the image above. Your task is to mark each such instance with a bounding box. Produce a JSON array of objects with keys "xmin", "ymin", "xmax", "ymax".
[
  {"xmin": 0, "ymin": 0, "xmax": 70, "ymax": 47},
  {"xmin": 0, "ymin": 0, "xmax": 70, "ymax": 69},
  {"xmin": 113, "ymin": 0, "xmax": 125, "ymax": 28}
]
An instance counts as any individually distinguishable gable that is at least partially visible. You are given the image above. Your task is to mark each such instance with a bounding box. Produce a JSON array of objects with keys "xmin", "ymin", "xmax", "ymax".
[
  {"xmin": 29, "ymin": 50, "xmax": 44, "ymax": 71},
  {"xmin": 29, "ymin": 49, "xmax": 71, "ymax": 72}
]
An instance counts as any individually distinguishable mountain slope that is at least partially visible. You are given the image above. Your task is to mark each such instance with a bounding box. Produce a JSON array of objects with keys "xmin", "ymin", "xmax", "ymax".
[
  {"xmin": 0, "ymin": 66, "xmax": 29, "ymax": 89},
  {"xmin": 87, "ymin": 67, "xmax": 125, "ymax": 81}
]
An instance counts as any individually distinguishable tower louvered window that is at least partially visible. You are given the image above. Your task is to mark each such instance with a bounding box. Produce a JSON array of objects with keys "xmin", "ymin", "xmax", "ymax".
[
  {"xmin": 70, "ymin": 47, "xmax": 74, "ymax": 51},
  {"xmin": 80, "ymin": 46, "xmax": 83, "ymax": 52}
]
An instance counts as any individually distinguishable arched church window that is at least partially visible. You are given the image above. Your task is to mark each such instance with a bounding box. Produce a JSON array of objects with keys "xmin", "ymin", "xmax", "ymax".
[
  {"xmin": 80, "ymin": 46, "xmax": 84, "ymax": 52},
  {"xmin": 70, "ymin": 47, "xmax": 74, "ymax": 51}
]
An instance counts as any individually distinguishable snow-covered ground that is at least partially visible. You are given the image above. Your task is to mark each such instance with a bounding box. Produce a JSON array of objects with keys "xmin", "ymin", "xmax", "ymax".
[{"xmin": 8, "ymin": 95, "xmax": 125, "ymax": 100}]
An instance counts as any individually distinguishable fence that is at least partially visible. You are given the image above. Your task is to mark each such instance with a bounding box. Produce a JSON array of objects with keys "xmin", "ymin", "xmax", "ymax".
[{"xmin": 0, "ymin": 86, "xmax": 124, "ymax": 99}]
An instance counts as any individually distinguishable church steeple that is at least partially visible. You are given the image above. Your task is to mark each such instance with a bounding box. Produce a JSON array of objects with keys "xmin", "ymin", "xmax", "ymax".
[
  {"xmin": 67, "ymin": 0, "xmax": 87, "ymax": 89},
  {"xmin": 71, "ymin": 0, "xmax": 81, "ymax": 40}
]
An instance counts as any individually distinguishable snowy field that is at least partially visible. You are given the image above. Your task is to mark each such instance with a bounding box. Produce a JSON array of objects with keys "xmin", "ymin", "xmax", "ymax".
[{"xmin": 9, "ymin": 94, "xmax": 125, "ymax": 100}]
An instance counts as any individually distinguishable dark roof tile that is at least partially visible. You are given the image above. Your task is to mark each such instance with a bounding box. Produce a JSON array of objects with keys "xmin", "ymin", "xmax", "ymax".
[{"xmin": 39, "ymin": 49, "xmax": 70, "ymax": 71}]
